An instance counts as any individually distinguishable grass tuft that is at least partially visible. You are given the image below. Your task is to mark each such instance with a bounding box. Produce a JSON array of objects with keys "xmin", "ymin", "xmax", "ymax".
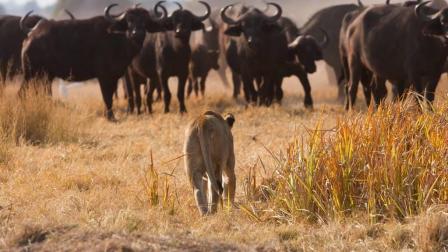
[
  {"xmin": 0, "ymin": 91, "xmax": 84, "ymax": 145},
  {"xmin": 258, "ymin": 99, "xmax": 448, "ymax": 223}
]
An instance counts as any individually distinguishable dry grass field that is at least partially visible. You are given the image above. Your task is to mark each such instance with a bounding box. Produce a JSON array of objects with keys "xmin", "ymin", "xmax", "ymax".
[{"xmin": 0, "ymin": 66, "xmax": 447, "ymax": 251}]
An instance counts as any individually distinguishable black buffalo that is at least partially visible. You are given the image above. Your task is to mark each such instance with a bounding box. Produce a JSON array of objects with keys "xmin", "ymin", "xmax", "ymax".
[
  {"xmin": 187, "ymin": 44, "xmax": 220, "ymax": 98},
  {"xmin": 300, "ymin": 2, "xmax": 362, "ymax": 101},
  {"xmin": 344, "ymin": 2, "xmax": 448, "ymax": 110},
  {"xmin": 221, "ymin": 3, "xmax": 285, "ymax": 106},
  {"xmin": 20, "ymin": 3, "xmax": 167, "ymax": 120},
  {"xmin": 280, "ymin": 17, "xmax": 327, "ymax": 108},
  {"xmin": 339, "ymin": 0, "xmax": 431, "ymax": 109},
  {"xmin": 0, "ymin": 10, "xmax": 75, "ymax": 89},
  {"xmin": 152, "ymin": 1, "xmax": 211, "ymax": 113}
]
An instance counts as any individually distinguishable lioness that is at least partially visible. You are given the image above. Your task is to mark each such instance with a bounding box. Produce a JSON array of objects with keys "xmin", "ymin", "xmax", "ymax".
[{"xmin": 184, "ymin": 111, "xmax": 236, "ymax": 215}]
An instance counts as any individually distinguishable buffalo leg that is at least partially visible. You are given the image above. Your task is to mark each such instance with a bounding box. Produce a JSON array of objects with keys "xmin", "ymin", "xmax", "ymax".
[
  {"xmin": 124, "ymin": 72, "xmax": 135, "ymax": 113},
  {"xmin": 336, "ymin": 68, "xmax": 346, "ymax": 103},
  {"xmin": 296, "ymin": 70, "xmax": 313, "ymax": 109},
  {"xmin": 155, "ymin": 84, "xmax": 162, "ymax": 101},
  {"xmin": 200, "ymin": 73, "xmax": 208, "ymax": 97},
  {"xmin": 133, "ymin": 80, "xmax": 143, "ymax": 115},
  {"xmin": 425, "ymin": 75, "xmax": 441, "ymax": 107},
  {"xmin": 44, "ymin": 76, "xmax": 54, "ymax": 96},
  {"xmin": 231, "ymin": 71, "xmax": 241, "ymax": 99},
  {"xmin": 259, "ymin": 74, "xmax": 276, "ymax": 107},
  {"xmin": 274, "ymin": 78, "xmax": 284, "ymax": 104},
  {"xmin": 410, "ymin": 72, "xmax": 425, "ymax": 102},
  {"xmin": 217, "ymin": 60, "xmax": 230, "ymax": 88},
  {"xmin": 255, "ymin": 77, "xmax": 262, "ymax": 91},
  {"xmin": 146, "ymin": 78, "xmax": 159, "ymax": 114},
  {"xmin": 177, "ymin": 75, "xmax": 187, "ymax": 113},
  {"xmin": 360, "ymin": 70, "xmax": 372, "ymax": 107},
  {"xmin": 372, "ymin": 76, "xmax": 387, "ymax": 107},
  {"xmin": 241, "ymin": 73, "xmax": 256, "ymax": 104},
  {"xmin": 187, "ymin": 78, "xmax": 194, "ymax": 98},
  {"xmin": 98, "ymin": 77, "xmax": 118, "ymax": 121},
  {"xmin": 0, "ymin": 63, "xmax": 7, "ymax": 94},
  {"xmin": 346, "ymin": 58, "xmax": 361, "ymax": 111},
  {"xmin": 392, "ymin": 81, "xmax": 410, "ymax": 101},
  {"xmin": 160, "ymin": 73, "xmax": 171, "ymax": 113},
  {"xmin": 193, "ymin": 78, "xmax": 199, "ymax": 97}
]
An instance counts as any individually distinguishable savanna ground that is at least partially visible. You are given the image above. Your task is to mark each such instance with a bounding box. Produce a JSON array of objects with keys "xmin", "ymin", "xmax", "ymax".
[{"xmin": 0, "ymin": 64, "xmax": 447, "ymax": 251}]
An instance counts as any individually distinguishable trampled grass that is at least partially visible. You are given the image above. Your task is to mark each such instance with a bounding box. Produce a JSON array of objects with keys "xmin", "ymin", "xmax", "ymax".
[{"xmin": 0, "ymin": 75, "xmax": 447, "ymax": 251}]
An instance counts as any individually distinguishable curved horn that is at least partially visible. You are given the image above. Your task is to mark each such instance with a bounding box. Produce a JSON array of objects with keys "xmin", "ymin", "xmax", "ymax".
[
  {"xmin": 134, "ymin": 3, "xmax": 141, "ymax": 8},
  {"xmin": 221, "ymin": 4, "xmax": 239, "ymax": 25},
  {"xmin": 357, "ymin": 0, "xmax": 365, "ymax": 7},
  {"xmin": 154, "ymin": 1, "xmax": 168, "ymax": 19},
  {"xmin": 64, "ymin": 9, "xmax": 75, "ymax": 20},
  {"xmin": 415, "ymin": 1, "xmax": 440, "ymax": 21},
  {"xmin": 20, "ymin": 11, "xmax": 34, "ymax": 34},
  {"xmin": 265, "ymin": 2, "xmax": 282, "ymax": 23},
  {"xmin": 104, "ymin": 4, "xmax": 123, "ymax": 21},
  {"xmin": 173, "ymin": 1, "xmax": 183, "ymax": 10},
  {"xmin": 318, "ymin": 28, "xmax": 329, "ymax": 48},
  {"xmin": 194, "ymin": 1, "xmax": 211, "ymax": 22},
  {"xmin": 262, "ymin": 2, "xmax": 270, "ymax": 13}
]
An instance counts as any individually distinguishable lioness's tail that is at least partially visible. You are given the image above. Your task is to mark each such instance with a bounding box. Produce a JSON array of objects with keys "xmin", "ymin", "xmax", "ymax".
[{"xmin": 198, "ymin": 125, "xmax": 223, "ymax": 196}]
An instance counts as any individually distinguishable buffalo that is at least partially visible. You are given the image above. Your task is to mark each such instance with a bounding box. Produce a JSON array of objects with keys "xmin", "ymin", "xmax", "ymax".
[
  {"xmin": 300, "ymin": 2, "xmax": 362, "ymax": 101},
  {"xmin": 338, "ymin": 0, "xmax": 422, "ymax": 108},
  {"xmin": 151, "ymin": 1, "xmax": 211, "ymax": 113},
  {"xmin": 196, "ymin": 15, "xmax": 230, "ymax": 88},
  {"xmin": 20, "ymin": 3, "xmax": 167, "ymax": 120},
  {"xmin": 221, "ymin": 3, "xmax": 286, "ymax": 106},
  {"xmin": 280, "ymin": 17, "xmax": 327, "ymax": 108},
  {"xmin": 344, "ymin": 2, "xmax": 448, "ymax": 110},
  {"xmin": 187, "ymin": 44, "xmax": 220, "ymax": 98},
  {"xmin": 0, "ymin": 10, "xmax": 75, "ymax": 89}
]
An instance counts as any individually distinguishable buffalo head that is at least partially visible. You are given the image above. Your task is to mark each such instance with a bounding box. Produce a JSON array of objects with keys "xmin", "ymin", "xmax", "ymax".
[
  {"xmin": 288, "ymin": 30, "xmax": 327, "ymax": 73},
  {"xmin": 416, "ymin": 1, "xmax": 448, "ymax": 38},
  {"xmin": 158, "ymin": 1, "xmax": 211, "ymax": 41},
  {"xmin": 221, "ymin": 3, "xmax": 283, "ymax": 51},
  {"xmin": 105, "ymin": 2, "xmax": 167, "ymax": 43}
]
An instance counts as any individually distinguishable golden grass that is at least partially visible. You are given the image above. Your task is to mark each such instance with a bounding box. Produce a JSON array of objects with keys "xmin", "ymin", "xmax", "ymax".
[
  {"xmin": 0, "ymin": 75, "xmax": 447, "ymax": 251},
  {"xmin": 0, "ymin": 91, "xmax": 84, "ymax": 145},
  {"xmin": 257, "ymin": 98, "xmax": 448, "ymax": 224}
]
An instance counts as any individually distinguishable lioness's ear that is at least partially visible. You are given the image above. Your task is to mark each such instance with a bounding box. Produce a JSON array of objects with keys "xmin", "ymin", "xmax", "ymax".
[{"xmin": 225, "ymin": 114, "xmax": 235, "ymax": 128}]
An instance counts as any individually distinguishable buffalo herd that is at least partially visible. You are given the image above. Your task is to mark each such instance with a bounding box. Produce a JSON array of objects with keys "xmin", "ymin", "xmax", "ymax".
[{"xmin": 0, "ymin": 0, "xmax": 447, "ymax": 120}]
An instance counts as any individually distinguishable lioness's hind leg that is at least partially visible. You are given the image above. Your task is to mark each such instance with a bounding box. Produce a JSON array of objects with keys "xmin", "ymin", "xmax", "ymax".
[
  {"xmin": 208, "ymin": 178, "xmax": 220, "ymax": 214},
  {"xmin": 192, "ymin": 171, "xmax": 208, "ymax": 216},
  {"xmin": 223, "ymin": 154, "xmax": 236, "ymax": 206}
]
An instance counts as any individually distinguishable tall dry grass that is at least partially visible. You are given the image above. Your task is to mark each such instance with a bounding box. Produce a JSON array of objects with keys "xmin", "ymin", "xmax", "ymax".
[
  {"xmin": 252, "ymin": 98, "xmax": 448, "ymax": 224},
  {"xmin": 0, "ymin": 91, "xmax": 84, "ymax": 146}
]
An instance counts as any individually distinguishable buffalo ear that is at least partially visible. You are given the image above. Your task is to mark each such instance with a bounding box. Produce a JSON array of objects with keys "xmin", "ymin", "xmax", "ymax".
[
  {"xmin": 224, "ymin": 25, "xmax": 242, "ymax": 36},
  {"xmin": 108, "ymin": 19, "xmax": 128, "ymax": 34},
  {"xmin": 423, "ymin": 19, "xmax": 444, "ymax": 36}
]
